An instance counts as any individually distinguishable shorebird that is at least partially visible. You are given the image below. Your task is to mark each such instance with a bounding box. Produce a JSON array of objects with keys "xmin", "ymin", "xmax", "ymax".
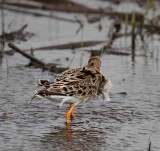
[{"xmin": 31, "ymin": 56, "xmax": 111, "ymax": 123}]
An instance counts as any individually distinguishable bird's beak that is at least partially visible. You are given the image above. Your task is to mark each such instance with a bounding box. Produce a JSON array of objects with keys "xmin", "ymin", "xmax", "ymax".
[{"xmin": 28, "ymin": 90, "xmax": 38, "ymax": 104}]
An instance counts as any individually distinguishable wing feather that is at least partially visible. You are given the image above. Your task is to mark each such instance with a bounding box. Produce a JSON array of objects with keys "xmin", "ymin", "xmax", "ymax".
[{"xmin": 47, "ymin": 67, "xmax": 102, "ymax": 98}]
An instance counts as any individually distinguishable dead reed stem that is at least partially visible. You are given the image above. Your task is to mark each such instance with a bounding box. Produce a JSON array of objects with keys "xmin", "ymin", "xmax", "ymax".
[
  {"xmin": 148, "ymin": 141, "xmax": 151, "ymax": 151},
  {"xmin": 0, "ymin": 0, "xmax": 5, "ymax": 62},
  {"xmin": 131, "ymin": 23, "xmax": 135, "ymax": 61},
  {"xmin": 131, "ymin": 11, "xmax": 136, "ymax": 62}
]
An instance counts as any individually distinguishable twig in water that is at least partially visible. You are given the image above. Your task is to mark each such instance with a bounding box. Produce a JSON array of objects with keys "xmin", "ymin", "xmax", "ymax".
[
  {"xmin": 131, "ymin": 11, "xmax": 136, "ymax": 62},
  {"xmin": 8, "ymin": 43, "xmax": 68, "ymax": 73},
  {"xmin": 148, "ymin": 141, "xmax": 151, "ymax": 151},
  {"xmin": 75, "ymin": 16, "xmax": 84, "ymax": 34},
  {"xmin": 100, "ymin": 19, "xmax": 122, "ymax": 55},
  {"xmin": 0, "ymin": 24, "xmax": 30, "ymax": 42},
  {"xmin": 0, "ymin": 0, "xmax": 5, "ymax": 62},
  {"xmin": 25, "ymin": 40, "xmax": 104, "ymax": 51},
  {"xmin": 8, "ymin": 43, "xmax": 47, "ymax": 67}
]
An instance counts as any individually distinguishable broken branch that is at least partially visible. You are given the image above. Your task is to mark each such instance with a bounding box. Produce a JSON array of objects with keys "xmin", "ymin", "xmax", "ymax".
[
  {"xmin": 25, "ymin": 40, "xmax": 104, "ymax": 51},
  {"xmin": 8, "ymin": 43, "xmax": 47, "ymax": 67}
]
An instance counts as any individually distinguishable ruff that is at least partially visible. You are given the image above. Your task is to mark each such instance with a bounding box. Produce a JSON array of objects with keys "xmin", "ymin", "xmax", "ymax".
[{"xmin": 32, "ymin": 56, "xmax": 112, "ymax": 123}]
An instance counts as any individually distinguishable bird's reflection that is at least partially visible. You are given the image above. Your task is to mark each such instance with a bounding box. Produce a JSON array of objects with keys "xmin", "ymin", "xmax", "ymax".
[
  {"xmin": 40, "ymin": 122, "xmax": 106, "ymax": 151},
  {"xmin": 66, "ymin": 123, "xmax": 72, "ymax": 143}
]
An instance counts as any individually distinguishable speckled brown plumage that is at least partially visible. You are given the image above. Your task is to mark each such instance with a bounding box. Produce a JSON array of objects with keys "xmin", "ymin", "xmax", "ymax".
[
  {"xmin": 36, "ymin": 56, "xmax": 110, "ymax": 101},
  {"xmin": 33, "ymin": 56, "xmax": 111, "ymax": 123}
]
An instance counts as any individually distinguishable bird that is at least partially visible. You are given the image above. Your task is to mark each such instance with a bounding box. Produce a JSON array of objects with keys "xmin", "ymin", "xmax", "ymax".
[{"xmin": 31, "ymin": 56, "xmax": 111, "ymax": 123}]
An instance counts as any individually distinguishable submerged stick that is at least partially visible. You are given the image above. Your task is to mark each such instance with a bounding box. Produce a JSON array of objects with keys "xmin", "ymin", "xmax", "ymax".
[
  {"xmin": 0, "ymin": 1, "xmax": 5, "ymax": 61},
  {"xmin": 148, "ymin": 141, "xmax": 151, "ymax": 151},
  {"xmin": 26, "ymin": 40, "xmax": 104, "ymax": 51},
  {"xmin": 131, "ymin": 11, "xmax": 136, "ymax": 62},
  {"xmin": 0, "ymin": 24, "xmax": 28, "ymax": 41},
  {"xmin": 8, "ymin": 43, "xmax": 47, "ymax": 67},
  {"xmin": 1, "ymin": 5, "xmax": 77, "ymax": 24}
]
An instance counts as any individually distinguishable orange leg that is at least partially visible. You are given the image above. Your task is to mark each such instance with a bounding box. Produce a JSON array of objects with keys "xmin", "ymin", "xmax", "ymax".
[{"xmin": 66, "ymin": 104, "xmax": 75, "ymax": 124}]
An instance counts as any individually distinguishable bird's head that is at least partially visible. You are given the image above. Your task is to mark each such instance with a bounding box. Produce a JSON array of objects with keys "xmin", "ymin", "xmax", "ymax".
[{"xmin": 87, "ymin": 56, "xmax": 101, "ymax": 71}]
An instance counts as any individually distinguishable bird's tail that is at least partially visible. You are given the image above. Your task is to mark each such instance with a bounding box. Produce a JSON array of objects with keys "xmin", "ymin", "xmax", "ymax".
[{"xmin": 29, "ymin": 89, "xmax": 49, "ymax": 104}]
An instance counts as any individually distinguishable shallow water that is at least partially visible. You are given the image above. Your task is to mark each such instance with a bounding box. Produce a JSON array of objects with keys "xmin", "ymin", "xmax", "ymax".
[
  {"xmin": 1, "ymin": 0, "xmax": 160, "ymax": 151},
  {"xmin": 0, "ymin": 54, "xmax": 160, "ymax": 151}
]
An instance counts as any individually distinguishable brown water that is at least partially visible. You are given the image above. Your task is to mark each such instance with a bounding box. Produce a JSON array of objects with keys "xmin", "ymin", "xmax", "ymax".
[{"xmin": 1, "ymin": 0, "xmax": 160, "ymax": 151}]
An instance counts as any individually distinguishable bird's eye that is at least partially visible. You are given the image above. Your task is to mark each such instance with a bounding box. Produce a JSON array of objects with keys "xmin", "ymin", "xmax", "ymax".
[
  {"xmin": 90, "ymin": 63, "xmax": 94, "ymax": 66},
  {"xmin": 42, "ymin": 94, "xmax": 46, "ymax": 97}
]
